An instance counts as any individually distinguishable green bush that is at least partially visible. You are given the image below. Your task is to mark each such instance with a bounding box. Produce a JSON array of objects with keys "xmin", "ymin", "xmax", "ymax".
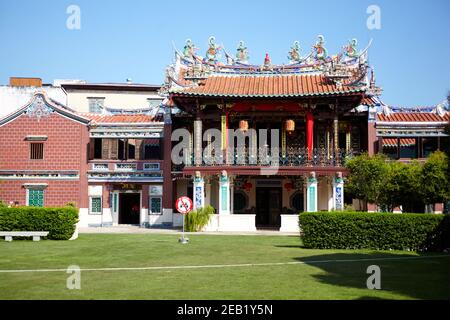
[
  {"xmin": 184, "ymin": 205, "xmax": 215, "ymax": 232},
  {"xmin": 0, "ymin": 206, "xmax": 79, "ymax": 240},
  {"xmin": 299, "ymin": 212, "xmax": 450, "ymax": 252}
]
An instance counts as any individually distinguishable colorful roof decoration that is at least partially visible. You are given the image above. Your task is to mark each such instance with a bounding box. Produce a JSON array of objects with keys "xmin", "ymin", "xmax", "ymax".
[
  {"xmin": 0, "ymin": 92, "xmax": 90, "ymax": 126},
  {"xmin": 170, "ymin": 74, "xmax": 366, "ymax": 98},
  {"xmin": 162, "ymin": 35, "xmax": 381, "ymax": 99}
]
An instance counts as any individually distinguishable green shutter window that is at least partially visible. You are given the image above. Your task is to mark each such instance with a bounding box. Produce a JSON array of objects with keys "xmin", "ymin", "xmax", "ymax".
[
  {"xmin": 90, "ymin": 197, "xmax": 102, "ymax": 214},
  {"xmin": 28, "ymin": 189, "xmax": 44, "ymax": 207},
  {"xmin": 149, "ymin": 197, "xmax": 162, "ymax": 215}
]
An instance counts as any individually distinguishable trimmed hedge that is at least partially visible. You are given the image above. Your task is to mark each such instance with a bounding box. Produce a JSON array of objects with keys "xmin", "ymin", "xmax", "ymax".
[
  {"xmin": 0, "ymin": 206, "xmax": 79, "ymax": 240},
  {"xmin": 299, "ymin": 212, "xmax": 450, "ymax": 252}
]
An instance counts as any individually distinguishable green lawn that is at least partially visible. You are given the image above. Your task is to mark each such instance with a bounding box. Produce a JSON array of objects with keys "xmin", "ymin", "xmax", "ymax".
[{"xmin": 0, "ymin": 233, "xmax": 449, "ymax": 300}]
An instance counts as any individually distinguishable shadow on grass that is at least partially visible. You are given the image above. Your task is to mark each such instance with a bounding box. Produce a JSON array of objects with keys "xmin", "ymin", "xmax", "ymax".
[{"xmin": 292, "ymin": 252, "xmax": 450, "ymax": 300}]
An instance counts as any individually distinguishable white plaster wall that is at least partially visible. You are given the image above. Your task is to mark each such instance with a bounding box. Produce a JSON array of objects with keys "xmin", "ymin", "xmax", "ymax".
[
  {"xmin": 217, "ymin": 214, "xmax": 256, "ymax": 232},
  {"xmin": 148, "ymin": 209, "xmax": 173, "ymax": 226},
  {"xmin": 280, "ymin": 215, "xmax": 300, "ymax": 232},
  {"xmin": 78, "ymin": 208, "xmax": 103, "ymax": 227},
  {"xmin": 66, "ymin": 91, "xmax": 162, "ymax": 112},
  {"xmin": 172, "ymin": 213, "xmax": 183, "ymax": 227},
  {"xmin": 318, "ymin": 178, "xmax": 330, "ymax": 211},
  {"xmin": 0, "ymin": 86, "xmax": 66, "ymax": 118},
  {"xmin": 202, "ymin": 214, "xmax": 220, "ymax": 231}
]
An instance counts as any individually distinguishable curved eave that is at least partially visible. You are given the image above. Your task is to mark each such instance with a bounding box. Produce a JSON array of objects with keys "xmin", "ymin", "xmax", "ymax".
[{"xmin": 170, "ymin": 89, "xmax": 366, "ymax": 99}]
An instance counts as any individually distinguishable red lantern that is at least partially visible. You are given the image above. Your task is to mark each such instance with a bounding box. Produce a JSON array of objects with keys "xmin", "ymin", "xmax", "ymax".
[
  {"xmin": 243, "ymin": 182, "xmax": 253, "ymax": 192},
  {"xmin": 284, "ymin": 182, "xmax": 294, "ymax": 192}
]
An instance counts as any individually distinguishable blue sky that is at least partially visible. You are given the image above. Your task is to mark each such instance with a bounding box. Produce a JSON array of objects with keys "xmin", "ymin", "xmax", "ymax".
[{"xmin": 0, "ymin": 0, "xmax": 449, "ymax": 107}]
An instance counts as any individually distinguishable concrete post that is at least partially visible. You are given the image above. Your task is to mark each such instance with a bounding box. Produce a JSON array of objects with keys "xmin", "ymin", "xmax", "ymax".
[
  {"xmin": 306, "ymin": 172, "xmax": 318, "ymax": 212},
  {"xmin": 219, "ymin": 170, "xmax": 230, "ymax": 214},
  {"xmin": 333, "ymin": 172, "xmax": 344, "ymax": 211}
]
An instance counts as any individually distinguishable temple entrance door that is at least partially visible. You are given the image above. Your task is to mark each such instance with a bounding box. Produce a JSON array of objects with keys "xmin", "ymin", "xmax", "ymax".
[
  {"xmin": 256, "ymin": 187, "xmax": 282, "ymax": 230},
  {"xmin": 119, "ymin": 193, "xmax": 140, "ymax": 225}
]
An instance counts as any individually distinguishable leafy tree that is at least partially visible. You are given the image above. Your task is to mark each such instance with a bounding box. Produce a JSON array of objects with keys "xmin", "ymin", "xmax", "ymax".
[
  {"xmin": 345, "ymin": 153, "xmax": 389, "ymax": 209},
  {"xmin": 378, "ymin": 161, "xmax": 407, "ymax": 212},
  {"xmin": 420, "ymin": 151, "xmax": 450, "ymax": 207}
]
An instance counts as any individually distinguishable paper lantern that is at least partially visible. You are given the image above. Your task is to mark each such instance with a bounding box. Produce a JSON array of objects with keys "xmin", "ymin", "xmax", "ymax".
[
  {"xmin": 243, "ymin": 182, "xmax": 253, "ymax": 192},
  {"xmin": 284, "ymin": 182, "xmax": 294, "ymax": 192},
  {"xmin": 285, "ymin": 119, "xmax": 295, "ymax": 132},
  {"xmin": 239, "ymin": 120, "xmax": 249, "ymax": 132}
]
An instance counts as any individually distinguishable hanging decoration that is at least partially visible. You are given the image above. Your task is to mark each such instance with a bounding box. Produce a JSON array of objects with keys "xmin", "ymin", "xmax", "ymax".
[
  {"xmin": 243, "ymin": 182, "xmax": 253, "ymax": 193},
  {"xmin": 239, "ymin": 120, "xmax": 249, "ymax": 132},
  {"xmin": 284, "ymin": 182, "xmax": 294, "ymax": 192},
  {"xmin": 285, "ymin": 119, "xmax": 295, "ymax": 133}
]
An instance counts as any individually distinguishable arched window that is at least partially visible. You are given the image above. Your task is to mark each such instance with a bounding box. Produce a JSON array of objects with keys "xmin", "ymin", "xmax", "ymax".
[
  {"xmin": 233, "ymin": 190, "xmax": 248, "ymax": 213},
  {"xmin": 290, "ymin": 191, "xmax": 304, "ymax": 213}
]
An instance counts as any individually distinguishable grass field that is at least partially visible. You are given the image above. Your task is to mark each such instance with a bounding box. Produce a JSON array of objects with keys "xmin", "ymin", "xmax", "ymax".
[{"xmin": 0, "ymin": 233, "xmax": 449, "ymax": 300}]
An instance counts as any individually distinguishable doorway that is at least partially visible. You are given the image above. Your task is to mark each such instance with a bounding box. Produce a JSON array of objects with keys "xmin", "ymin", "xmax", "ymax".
[
  {"xmin": 119, "ymin": 193, "xmax": 141, "ymax": 224},
  {"xmin": 256, "ymin": 187, "xmax": 282, "ymax": 229}
]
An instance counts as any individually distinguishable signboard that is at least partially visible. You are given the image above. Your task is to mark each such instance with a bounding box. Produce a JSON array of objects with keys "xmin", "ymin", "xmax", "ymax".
[
  {"xmin": 308, "ymin": 185, "xmax": 316, "ymax": 212},
  {"xmin": 175, "ymin": 196, "xmax": 193, "ymax": 215},
  {"xmin": 335, "ymin": 186, "xmax": 343, "ymax": 210}
]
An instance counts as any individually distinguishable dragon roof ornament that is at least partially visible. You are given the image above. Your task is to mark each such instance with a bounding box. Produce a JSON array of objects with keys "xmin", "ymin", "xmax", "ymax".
[{"xmin": 164, "ymin": 35, "xmax": 374, "ymax": 91}]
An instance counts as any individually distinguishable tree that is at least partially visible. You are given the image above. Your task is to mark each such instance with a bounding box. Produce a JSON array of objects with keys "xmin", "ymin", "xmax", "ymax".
[
  {"xmin": 378, "ymin": 161, "xmax": 407, "ymax": 212},
  {"xmin": 420, "ymin": 151, "xmax": 450, "ymax": 208},
  {"xmin": 345, "ymin": 153, "xmax": 389, "ymax": 209}
]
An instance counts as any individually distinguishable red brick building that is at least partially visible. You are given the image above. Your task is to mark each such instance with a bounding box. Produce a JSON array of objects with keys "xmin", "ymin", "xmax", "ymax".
[
  {"xmin": 0, "ymin": 92, "xmax": 90, "ymax": 209},
  {"xmin": 0, "ymin": 91, "xmax": 167, "ymax": 227}
]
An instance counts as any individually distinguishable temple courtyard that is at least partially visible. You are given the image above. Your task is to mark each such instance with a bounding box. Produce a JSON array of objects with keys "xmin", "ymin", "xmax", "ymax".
[{"xmin": 0, "ymin": 233, "xmax": 449, "ymax": 300}]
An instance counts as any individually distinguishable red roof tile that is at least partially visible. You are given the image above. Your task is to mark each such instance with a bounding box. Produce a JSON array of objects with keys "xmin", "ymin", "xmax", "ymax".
[
  {"xmin": 81, "ymin": 113, "xmax": 158, "ymax": 124},
  {"xmin": 377, "ymin": 112, "xmax": 450, "ymax": 122},
  {"xmin": 171, "ymin": 74, "xmax": 365, "ymax": 98},
  {"xmin": 361, "ymin": 96, "xmax": 377, "ymax": 106},
  {"xmin": 383, "ymin": 138, "xmax": 416, "ymax": 147}
]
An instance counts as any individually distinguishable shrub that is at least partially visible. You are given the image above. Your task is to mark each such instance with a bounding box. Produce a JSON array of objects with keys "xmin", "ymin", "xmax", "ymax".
[
  {"xmin": 0, "ymin": 206, "xmax": 79, "ymax": 240},
  {"xmin": 299, "ymin": 212, "xmax": 450, "ymax": 252},
  {"xmin": 184, "ymin": 205, "xmax": 215, "ymax": 232}
]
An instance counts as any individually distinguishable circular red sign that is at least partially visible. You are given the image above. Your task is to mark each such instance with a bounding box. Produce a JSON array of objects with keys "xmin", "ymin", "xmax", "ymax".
[{"xmin": 175, "ymin": 196, "xmax": 193, "ymax": 215}]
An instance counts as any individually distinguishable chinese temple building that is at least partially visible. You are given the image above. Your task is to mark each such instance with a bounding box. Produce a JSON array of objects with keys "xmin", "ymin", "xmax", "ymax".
[{"xmin": 161, "ymin": 36, "xmax": 449, "ymax": 231}]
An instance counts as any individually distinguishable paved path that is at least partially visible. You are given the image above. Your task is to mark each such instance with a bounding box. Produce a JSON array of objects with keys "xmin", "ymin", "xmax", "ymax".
[{"xmin": 78, "ymin": 226, "xmax": 298, "ymax": 236}]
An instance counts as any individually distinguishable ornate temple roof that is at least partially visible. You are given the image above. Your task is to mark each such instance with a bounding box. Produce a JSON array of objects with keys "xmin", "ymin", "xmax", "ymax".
[
  {"xmin": 163, "ymin": 36, "xmax": 380, "ymax": 100},
  {"xmin": 170, "ymin": 74, "xmax": 366, "ymax": 98}
]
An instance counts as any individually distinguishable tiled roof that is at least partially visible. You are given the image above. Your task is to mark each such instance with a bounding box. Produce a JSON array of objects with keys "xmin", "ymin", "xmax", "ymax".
[
  {"xmin": 383, "ymin": 138, "xmax": 416, "ymax": 147},
  {"xmin": 81, "ymin": 113, "xmax": 159, "ymax": 124},
  {"xmin": 377, "ymin": 112, "xmax": 450, "ymax": 122},
  {"xmin": 171, "ymin": 74, "xmax": 365, "ymax": 98},
  {"xmin": 361, "ymin": 96, "xmax": 377, "ymax": 106}
]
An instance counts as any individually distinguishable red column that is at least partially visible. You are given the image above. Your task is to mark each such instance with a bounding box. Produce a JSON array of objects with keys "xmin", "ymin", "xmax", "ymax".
[{"xmin": 306, "ymin": 111, "xmax": 314, "ymax": 158}]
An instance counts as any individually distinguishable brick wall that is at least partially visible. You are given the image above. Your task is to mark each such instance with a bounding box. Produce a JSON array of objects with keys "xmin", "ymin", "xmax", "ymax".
[
  {"xmin": 0, "ymin": 113, "xmax": 87, "ymax": 170},
  {"xmin": 0, "ymin": 112, "xmax": 89, "ymax": 207},
  {"xmin": 0, "ymin": 180, "xmax": 80, "ymax": 207}
]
